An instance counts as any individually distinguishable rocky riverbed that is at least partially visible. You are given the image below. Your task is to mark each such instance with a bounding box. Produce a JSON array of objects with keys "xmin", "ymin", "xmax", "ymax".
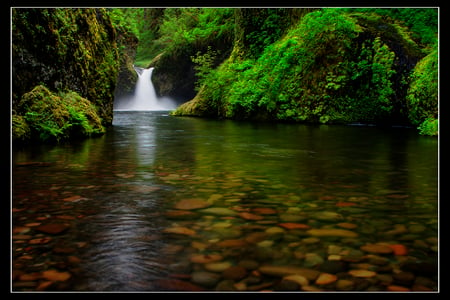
[{"xmin": 12, "ymin": 165, "xmax": 438, "ymax": 292}]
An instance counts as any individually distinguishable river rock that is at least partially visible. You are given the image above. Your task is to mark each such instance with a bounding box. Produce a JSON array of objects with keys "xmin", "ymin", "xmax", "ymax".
[
  {"xmin": 273, "ymin": 279, "xmax": 300, "ymax": 291},
  {"xmin": 244, "ymin": 232, "xmax": 267, "ymax": 244},
  {"xmin": 257, "ymin": 240, "xmax": 274, "ymax": 248},
  {"xmin": 337, "ymin": 222, "xmax": 358, "ymax": 229},
  {"xmin": 278, "ymin": 213, "xmax": 306, "ymax": 222},
  {"xmin": 265, "ymin": 226, "xmax": 286, "ymax": 235},
  {"xmin": 388, "ymin": 244, "xmax": 408, "ymax": 256},
  {"xmin": 258, "ymin": 265, "xmax": 320, "ymax": 280},
  {"xmin": 41, "ymin": 269, "xmax": 71, "ymax": 281},
  {"xmin": 302, "ymin": 237, "xmax": 321, "ymax": 244},
  {"xmin": 164, "ymin": 210, "xmax": 198, "ymax": 220},
  {"xmin": 190, "ymin": 254, "xmax": 223, "ymax": 264},
  {"xmin": 238, "ymin": 259, "xmax": 259, "ymax": 270},
  {"xmin": 191, "ymin": 271, "xmax": 221, "ymax": 287},
  {"xmin": 204, "ymin": 261, "xmax": 232, "ymax": 273},
  {"xmin": 278, "ymin": 223, "xmax": 310, "ymax": 230},
  {"xmin": 408, "ymin": 224, "xmax": 427, "ymax": 233},
  {"xmin": 35, "ymin": 223, "xmax": 70, "ymax": 234},
  {"xmin": 313, "ymin": 211, "xmax": 343, "ymax": 221},
  {"xmin": 215, "ymin": 280, "xmax": 237, "ymax": 291},
  {"xmin": 199, "ymin": 207, "xmax": 237, "ymax": 216},
  {"xmin": 360, "ymin": 243, "xmax": 393, "ymax": 254},
  {"xmin": 163, "ymin": 226, "xmax": 196, "ymax": 236},
  {"xmin": 336, "ymin": 279, "xmax": 355, "ymax": 291},
  {"xmin": 239, "ymin": 212, "xmax": 264, "ymax": 220},
  {"xmin": 315, "ymin": 273, "xmax": 338, "ymax": 285},
  {"xmin": 393, "ymin": 271, "xmax": 415, "ymax": 286},
  {"xmin": 155, "ymin": 279, "xmax": 204, "ymax": 291},
  {"xmin": 319, "ymin": 260, "xmax": 347, "ymax": 274},
  {"xmin": 223, "ymin": 266, "xmax": 247, "ymax": 280},
  {"xmin": 282, "ymin": 274, "xmax": 309, "ymax": 287},
  {"xmin": 348, "ymin": 269, "xmax": 377, "ymax": 278},
  {"xmin": 385, "ymin": 224, "xmax": 408, "ymax": 235},
  {"xmin": 252, "ymin": 207, "xmax": 277, "ymax": 215},
  {"xmin": 387, "ymin": 285, "xmax": 410, "ymax": 291},
  {"xmin": 304, "ymin": 253, "xmax": 324, "ymax": 267},
  {"xmin": 306, "ymin": 228, "xmax": 358, "ymax": 238},
  {"xmin": 216, "ymin": 239, "xmax": 247, "ymax": 248},
  {"xmin": 174, "ymin": 199, "xmax": 211, "ymax": 210}
]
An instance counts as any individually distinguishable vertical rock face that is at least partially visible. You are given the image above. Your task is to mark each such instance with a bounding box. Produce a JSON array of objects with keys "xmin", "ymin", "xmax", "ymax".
[
  {"xmin": 12, "ymin": 8, "xmax": 120, "ymax": 126},
  {"xmin": 114, "ymin": 28, "xmax": 139, "ymax": 100}
]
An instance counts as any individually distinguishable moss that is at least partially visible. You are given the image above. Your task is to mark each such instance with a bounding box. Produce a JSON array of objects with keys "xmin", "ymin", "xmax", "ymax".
[
  {"xmin": 12, "ymin": 115, "xmax": 31, "ymax": 142},
  {"xmin": 12, "ymin": 8, "xmax": 120, "ymax": 127},
  {"xmin": 16, "ymin": 85, "xmax": 105, "ymax": 143}
]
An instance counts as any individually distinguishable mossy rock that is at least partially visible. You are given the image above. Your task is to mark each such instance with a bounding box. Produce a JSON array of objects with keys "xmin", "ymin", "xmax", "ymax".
[
  {"xmin": 15, "ymin": 85, "xmax": 105, "ymax": 143},
  {"xmin": 12, "ymin": 115, "xmax": 31, "ymax": 142},
  {"xmin": 406, "ymin": 48, "xmax": 438, "ymax": 125}
]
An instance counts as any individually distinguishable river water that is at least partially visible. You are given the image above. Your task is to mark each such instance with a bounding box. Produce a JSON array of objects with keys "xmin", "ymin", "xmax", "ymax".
[{"xmin": 12, "ymin": 111, "xmax": 439, "ymax": 292}]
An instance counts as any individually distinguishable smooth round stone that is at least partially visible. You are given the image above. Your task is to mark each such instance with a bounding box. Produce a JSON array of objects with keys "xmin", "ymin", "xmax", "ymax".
[
  {"xmin": 283, "ymin": 274, "xmax": 309, "ymax": 287},
  {"xmin": 223, "ymin": 266, "xmax": 247, "ymax": 280},
  {"xmin": 199, "ymin": 207, "xmax": 237, "ymax": 216},
  {"xmin": 257, "ymin": 240, "xmax": 274, "ymax": 248},
  {"xmin": 212, "ymin": 222, "xmax": 232, "ymax": 229},
  {"xmin": 408, "ymin": 224, "xmax": 427, "ymax": 233},
  {"xmin": 336, "ymin": 279, "xmax": 354, "ymax": 291},
  {"xmin": 319, "ymin": 260, "xmax": 347, "ymax": 274},
  {"xmin": 313, "ymin": 211, "xmax": 343, "ymax": 221},
  {"xmin": 348, "ymin": 269, "xmax": 377, "ymax": 278},
  {"xmin": 215, "ymin": 280, "xmax": 237, "ymax": 291},
  {"xmin": 258, "ymin": 265, "xmax": 320, "ymax": 280},
  {"xmin": 244, "ymin": 232, "xmax": 267, "ymax": 244},
  {"xmin": 303, "ymin": 253, "xmax": 324, "ymax": 268},
  {"xmin": 279, "ymin": 214, "xmax": 306, "ymax": 222},
  {"xmin": 307, "ymin": 228, "xmax": 358, "ymax": 238},
  {"xmin": 360, "ymin": 243, "xmax": 393, "ymax": 254},
  {"xmin": 191, "ymin": 271, "xmax": 221, "ymax": 288},
  {"xmin": 174, "ymin": 199, "xmax": 211, "ymax": 210},
  {"xmin": 302, "ymin": 237, "xmax": 321, "ymax": 244},
  {"xmin": 315, "ymin": 273, "xmax": 338, "ymax": 285},
  {"xmin": 204, "ymin": 261, "xmax": 233, "ymax": 273},
  {"xmin": 273, "ymin": 280, "xmax": 300, "ymax": 291},
  {"xmin": 265, "ymin": 227, "xmax": 286, "ymax": 235},
  {"xmin": 238, "ymin": 259, "xmax": 260, "ymax": 270},
  {"xmin": 190, "ymin": 254, "xmax": 223, "ymax": 264}
]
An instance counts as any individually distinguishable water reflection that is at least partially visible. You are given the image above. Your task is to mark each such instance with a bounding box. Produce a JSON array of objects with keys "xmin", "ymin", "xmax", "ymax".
[{"xmin": 12, "ymin": 111, "xmax": 438, "ymax": 291}]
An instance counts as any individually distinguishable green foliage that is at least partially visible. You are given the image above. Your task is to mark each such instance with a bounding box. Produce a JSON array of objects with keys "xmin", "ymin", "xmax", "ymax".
[
  {"xmin": 342, "ymin": 8, "xmax": 438, "ymax": 47},
  {"xmin": 176, "ymin": 7, "xmax": 436, "ymax": 136},
  {"xmin": 17, "ymin": 85, "xmax": 105, "ymax": 143},
  {"xmin": 222, "ymin": 9, "xmax": 361, "ymax": 122},
  {"xmin": 152, "ymin": 8, "xmax": 234, "ymax": 61},
  {"xmin": 418, "ymin": 118, "xmax": 438, "ymax": 136},
  {"xmin": 406, "ymin": 47, "xmax": 438, "ymax": 135},
  {"xmin": 346, "ymin": 37, "xmax": 396, "ymax": 121},
  {"xmin": 191, "ymin": 46, "xmax": 221, "ymax": 91}
]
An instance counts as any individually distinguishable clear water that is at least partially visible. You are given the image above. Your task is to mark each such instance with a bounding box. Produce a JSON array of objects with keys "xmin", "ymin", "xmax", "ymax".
[{"xmin": 12, "ymin": 111, "xmax": 439, "ymax": 291}]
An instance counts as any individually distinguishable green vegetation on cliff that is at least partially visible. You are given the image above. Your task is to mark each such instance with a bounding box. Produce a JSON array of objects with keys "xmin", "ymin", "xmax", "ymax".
[
  {"xmin": 12, "ymin": 8, "xmax": 128, "ymax": 143},
  {"xmin": 167, "ymin": 8, "xmax": 438, "ymax": 135}
]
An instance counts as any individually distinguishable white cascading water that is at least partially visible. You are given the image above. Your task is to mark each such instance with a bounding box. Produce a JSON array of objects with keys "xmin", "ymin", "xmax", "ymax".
[{"xmin": 114, "ymin": 67, "xmax": 177, "ymax": 111}]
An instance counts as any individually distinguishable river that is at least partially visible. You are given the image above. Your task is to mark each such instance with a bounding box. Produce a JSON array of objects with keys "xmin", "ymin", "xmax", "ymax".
[{"xmin": 12, "ymin": 111, "xmax": 439, "ymax": 292}]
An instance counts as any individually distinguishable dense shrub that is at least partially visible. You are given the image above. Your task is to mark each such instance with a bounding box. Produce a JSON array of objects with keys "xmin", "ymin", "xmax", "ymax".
[{"xmin": 15, "ymin": 85, "xmax": 105, "ymax": 143}]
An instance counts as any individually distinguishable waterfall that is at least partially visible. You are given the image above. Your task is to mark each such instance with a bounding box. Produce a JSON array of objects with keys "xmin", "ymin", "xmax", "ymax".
[{"xmin": 114, "ymin": 67, "xmax": 177, "ymax": 111}]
